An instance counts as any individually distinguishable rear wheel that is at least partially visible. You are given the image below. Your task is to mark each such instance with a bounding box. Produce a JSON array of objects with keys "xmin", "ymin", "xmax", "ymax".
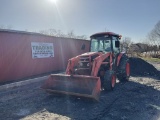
[
  {"xmin": 117, "ymin": 55, "xmax": 130, "ymax": 82},
  {"xmin": 103, "ymin": 70, "xmax": 116, "ymax": 91}
]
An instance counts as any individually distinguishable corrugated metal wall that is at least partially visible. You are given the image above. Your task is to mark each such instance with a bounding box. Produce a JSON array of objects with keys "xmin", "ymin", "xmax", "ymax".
[{"xmin": 0, "ymin": 31, "xmax": 90, "ymax": 83}]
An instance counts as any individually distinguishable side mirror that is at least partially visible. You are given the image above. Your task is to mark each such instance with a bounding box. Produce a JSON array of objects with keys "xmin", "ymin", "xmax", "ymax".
[
  {"xmin": 115, "ymin": 41, "xmax": 120, "ymax": 48},
  {"xmin": 81, "ymin": 43, "xmax": 85, "ymax": 50}
]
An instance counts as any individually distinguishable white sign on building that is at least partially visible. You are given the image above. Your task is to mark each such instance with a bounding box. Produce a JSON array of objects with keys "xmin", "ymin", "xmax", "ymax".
[{"xmin": 31, "ymin": 42, "xmax": 54, "ymax": 58}]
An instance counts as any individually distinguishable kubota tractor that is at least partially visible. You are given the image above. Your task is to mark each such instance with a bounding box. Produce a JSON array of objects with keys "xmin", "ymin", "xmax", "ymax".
[{"xmin": 41, "ymin": 32, "xmax": 130, "ymax": 101}]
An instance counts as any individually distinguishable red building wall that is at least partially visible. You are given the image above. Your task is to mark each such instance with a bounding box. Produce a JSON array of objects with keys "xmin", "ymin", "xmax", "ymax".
[{"xmin": 0, "ymin": 30, "xmax": 90, "ymax": 83}]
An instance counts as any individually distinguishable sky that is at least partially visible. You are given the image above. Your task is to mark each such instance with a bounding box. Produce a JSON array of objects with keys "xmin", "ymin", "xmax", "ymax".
[{"xmin": 0, "ymin": 0, "xmax": 160, "ymax": 42}]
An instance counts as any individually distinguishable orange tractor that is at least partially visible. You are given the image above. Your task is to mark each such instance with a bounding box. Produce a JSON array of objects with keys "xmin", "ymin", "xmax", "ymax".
[{"xmin": 41, "ymin": 32, "xmax": 130, "ymax": 101}]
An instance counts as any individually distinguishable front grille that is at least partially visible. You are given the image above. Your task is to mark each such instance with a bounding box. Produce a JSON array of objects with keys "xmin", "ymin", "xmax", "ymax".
[{"xmin": 79, "ymin": 56, "xmax": 90, "ymax": 68}]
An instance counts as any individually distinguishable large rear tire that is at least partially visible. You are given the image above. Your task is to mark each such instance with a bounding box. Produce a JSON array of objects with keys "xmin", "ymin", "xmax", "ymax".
[
  {"xmin": 103, "ymin": 70, "xmax": 116, "ymax": 91},
  {"xmin": 117, "ymin": 55, "xmax": 130, "ymax": 82}
]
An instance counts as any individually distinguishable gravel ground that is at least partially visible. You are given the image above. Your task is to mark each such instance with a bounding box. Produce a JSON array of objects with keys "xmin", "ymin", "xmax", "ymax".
[{"xmin": 0, "ymin": 61, "xmax": 160, "ymax": 120}]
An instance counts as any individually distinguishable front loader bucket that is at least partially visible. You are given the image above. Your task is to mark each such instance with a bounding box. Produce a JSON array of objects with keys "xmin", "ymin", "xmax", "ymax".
[{"xmin": 41, "ymin": 74, "xmax": 101, "ymax": 101}]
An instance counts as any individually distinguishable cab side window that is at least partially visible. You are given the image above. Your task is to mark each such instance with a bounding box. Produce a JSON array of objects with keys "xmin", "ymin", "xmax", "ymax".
[{"xmin": 112, "ymin": 36, "xmax": 119, "ymax": 53}]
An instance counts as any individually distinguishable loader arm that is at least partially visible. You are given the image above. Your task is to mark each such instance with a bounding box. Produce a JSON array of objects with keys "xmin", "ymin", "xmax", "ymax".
[
  {"xmin": 91, "ymin": 53, "xmax": 113, "ymax": 76},
  {"xmin": 66, "ymin": 56, "xmax": 80, "ymax": 75}
]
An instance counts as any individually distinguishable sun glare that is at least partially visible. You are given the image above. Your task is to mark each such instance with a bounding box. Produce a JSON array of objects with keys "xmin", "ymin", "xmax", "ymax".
[{"xmin": 49, "ymin": 0, "xmax": 57, "ymax": 4}]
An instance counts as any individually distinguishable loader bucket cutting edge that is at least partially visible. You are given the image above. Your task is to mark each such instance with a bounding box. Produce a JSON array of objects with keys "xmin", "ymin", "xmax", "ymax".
[{"xmin": 41, "ymin": 74, "xmax": 101, "ymax": 101}]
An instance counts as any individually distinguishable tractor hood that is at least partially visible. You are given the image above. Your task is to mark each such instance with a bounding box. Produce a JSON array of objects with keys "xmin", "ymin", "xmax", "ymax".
[{"xmin": 79, "ymin": 52, "xmax": 103, "ymax": 57}]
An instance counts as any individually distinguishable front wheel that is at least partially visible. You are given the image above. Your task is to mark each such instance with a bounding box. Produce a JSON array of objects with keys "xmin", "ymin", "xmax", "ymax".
[
  {"xmin": 117, "ymin": 55, "xmax": 130, "ymax": 82},
  {"xmin": 103, "ymin": 70, "xmax": 116, "ymax": 91}
]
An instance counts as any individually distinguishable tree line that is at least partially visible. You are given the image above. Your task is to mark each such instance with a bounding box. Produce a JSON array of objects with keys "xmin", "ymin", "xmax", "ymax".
[
  {"xmin": 39, "ymin": 29, "xmax": 87, "ymax": 40},
  {"xmin": 120, "ymin": 20, "xmax": 160, "ymax": 58},
  {"xmin": 0, "ymin": 25, "xmax": 88, "ymax": 40},
  {"xmin": 0, "ymin": 20, "xmax": 160, "ymax": 58}
]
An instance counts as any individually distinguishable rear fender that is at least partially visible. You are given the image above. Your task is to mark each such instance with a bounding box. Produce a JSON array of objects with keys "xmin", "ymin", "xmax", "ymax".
[
  {"xmin": 91, "ymin": 53, "xmax": 112, "ymax": 76},
  {"xmin": 116, "ymin": 53, "xmax": 125, "ymax": 66}
]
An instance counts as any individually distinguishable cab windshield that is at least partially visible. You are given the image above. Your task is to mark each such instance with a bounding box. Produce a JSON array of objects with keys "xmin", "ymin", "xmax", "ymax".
[{"xmin": 91, "ymin": 36, "xmax": 112, "ymax": 52}]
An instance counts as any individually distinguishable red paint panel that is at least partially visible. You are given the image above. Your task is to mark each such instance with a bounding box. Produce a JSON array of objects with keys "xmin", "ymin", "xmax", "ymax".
[{"xmin": 0, "ymin": 31, "xmax": 90, "ymax": 83}]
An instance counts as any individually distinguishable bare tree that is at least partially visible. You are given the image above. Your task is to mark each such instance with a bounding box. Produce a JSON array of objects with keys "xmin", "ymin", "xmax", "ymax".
[
  {"xmin": 76, "ymin": 35, "xmax": 87, "ymax": 39},
  {"xmin": 0, "ymin": 25, "xmax": 5, "ymax": 29},
  {"xmin": 147, "ymin": 20, "xmax": 160, "ymax": 57},
  {"xmin": 66, "ymin": 30, "xmax": 87, "ymax": 39},
  {"xmin": 0, "ymin": 25, "xmax": 13, "ymax": 30},
  {"xmin": 47, "ymin": 29, "xmax": 57, "ymax": 36},
  {"xmin": 39, "ymin": 29, "xmax": 87, "ymax": 40},
  {"xmin": 120, "ymin": 37, "xmax": 132, "ymax": 53},
  {"xmin": 148, "ymin": 21, "xmax": 160, "ymax": 45},
  {"xmin": 39, "ymin": 30, "xmax": 49, "ymax": 35},
  {"xmin": 154, "ymin": 21, "xmax": 160, "ymax": 37},
  {"xmin": 67, "ymin": 30, "xmax": 75, "ymax": 38}
]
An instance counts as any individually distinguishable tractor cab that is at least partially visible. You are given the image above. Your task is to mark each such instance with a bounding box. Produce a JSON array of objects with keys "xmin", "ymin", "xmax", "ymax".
[
  {"xmin": 41, "ymin": 32, "xmax": 130, "ymax": 101},
  {"xmin": 90, "ymin": 32, "xmax": 121, "ymax": 53}
]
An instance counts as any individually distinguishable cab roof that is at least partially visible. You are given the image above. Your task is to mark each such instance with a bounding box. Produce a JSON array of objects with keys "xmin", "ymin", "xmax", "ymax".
[{"xmin": 90, "ymin": 32, "xmax": 121, "ymax": 38}]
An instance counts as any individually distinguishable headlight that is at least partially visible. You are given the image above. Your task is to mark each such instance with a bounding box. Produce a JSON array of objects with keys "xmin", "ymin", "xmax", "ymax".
[{"xmin": 79, "ymin": 62, "xmax": 83, "ymax": 66}]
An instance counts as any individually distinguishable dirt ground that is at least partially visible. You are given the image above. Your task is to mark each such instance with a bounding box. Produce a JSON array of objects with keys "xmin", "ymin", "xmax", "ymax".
[{"xmin": 0, "ymin": 58, "xmax": 160, "ymax": 120}]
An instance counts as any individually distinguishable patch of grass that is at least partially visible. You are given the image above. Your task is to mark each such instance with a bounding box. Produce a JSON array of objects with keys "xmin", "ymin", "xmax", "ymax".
[{"xmin": 141, "ymin": 57, "xmax": 160, "ymax": 63}]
